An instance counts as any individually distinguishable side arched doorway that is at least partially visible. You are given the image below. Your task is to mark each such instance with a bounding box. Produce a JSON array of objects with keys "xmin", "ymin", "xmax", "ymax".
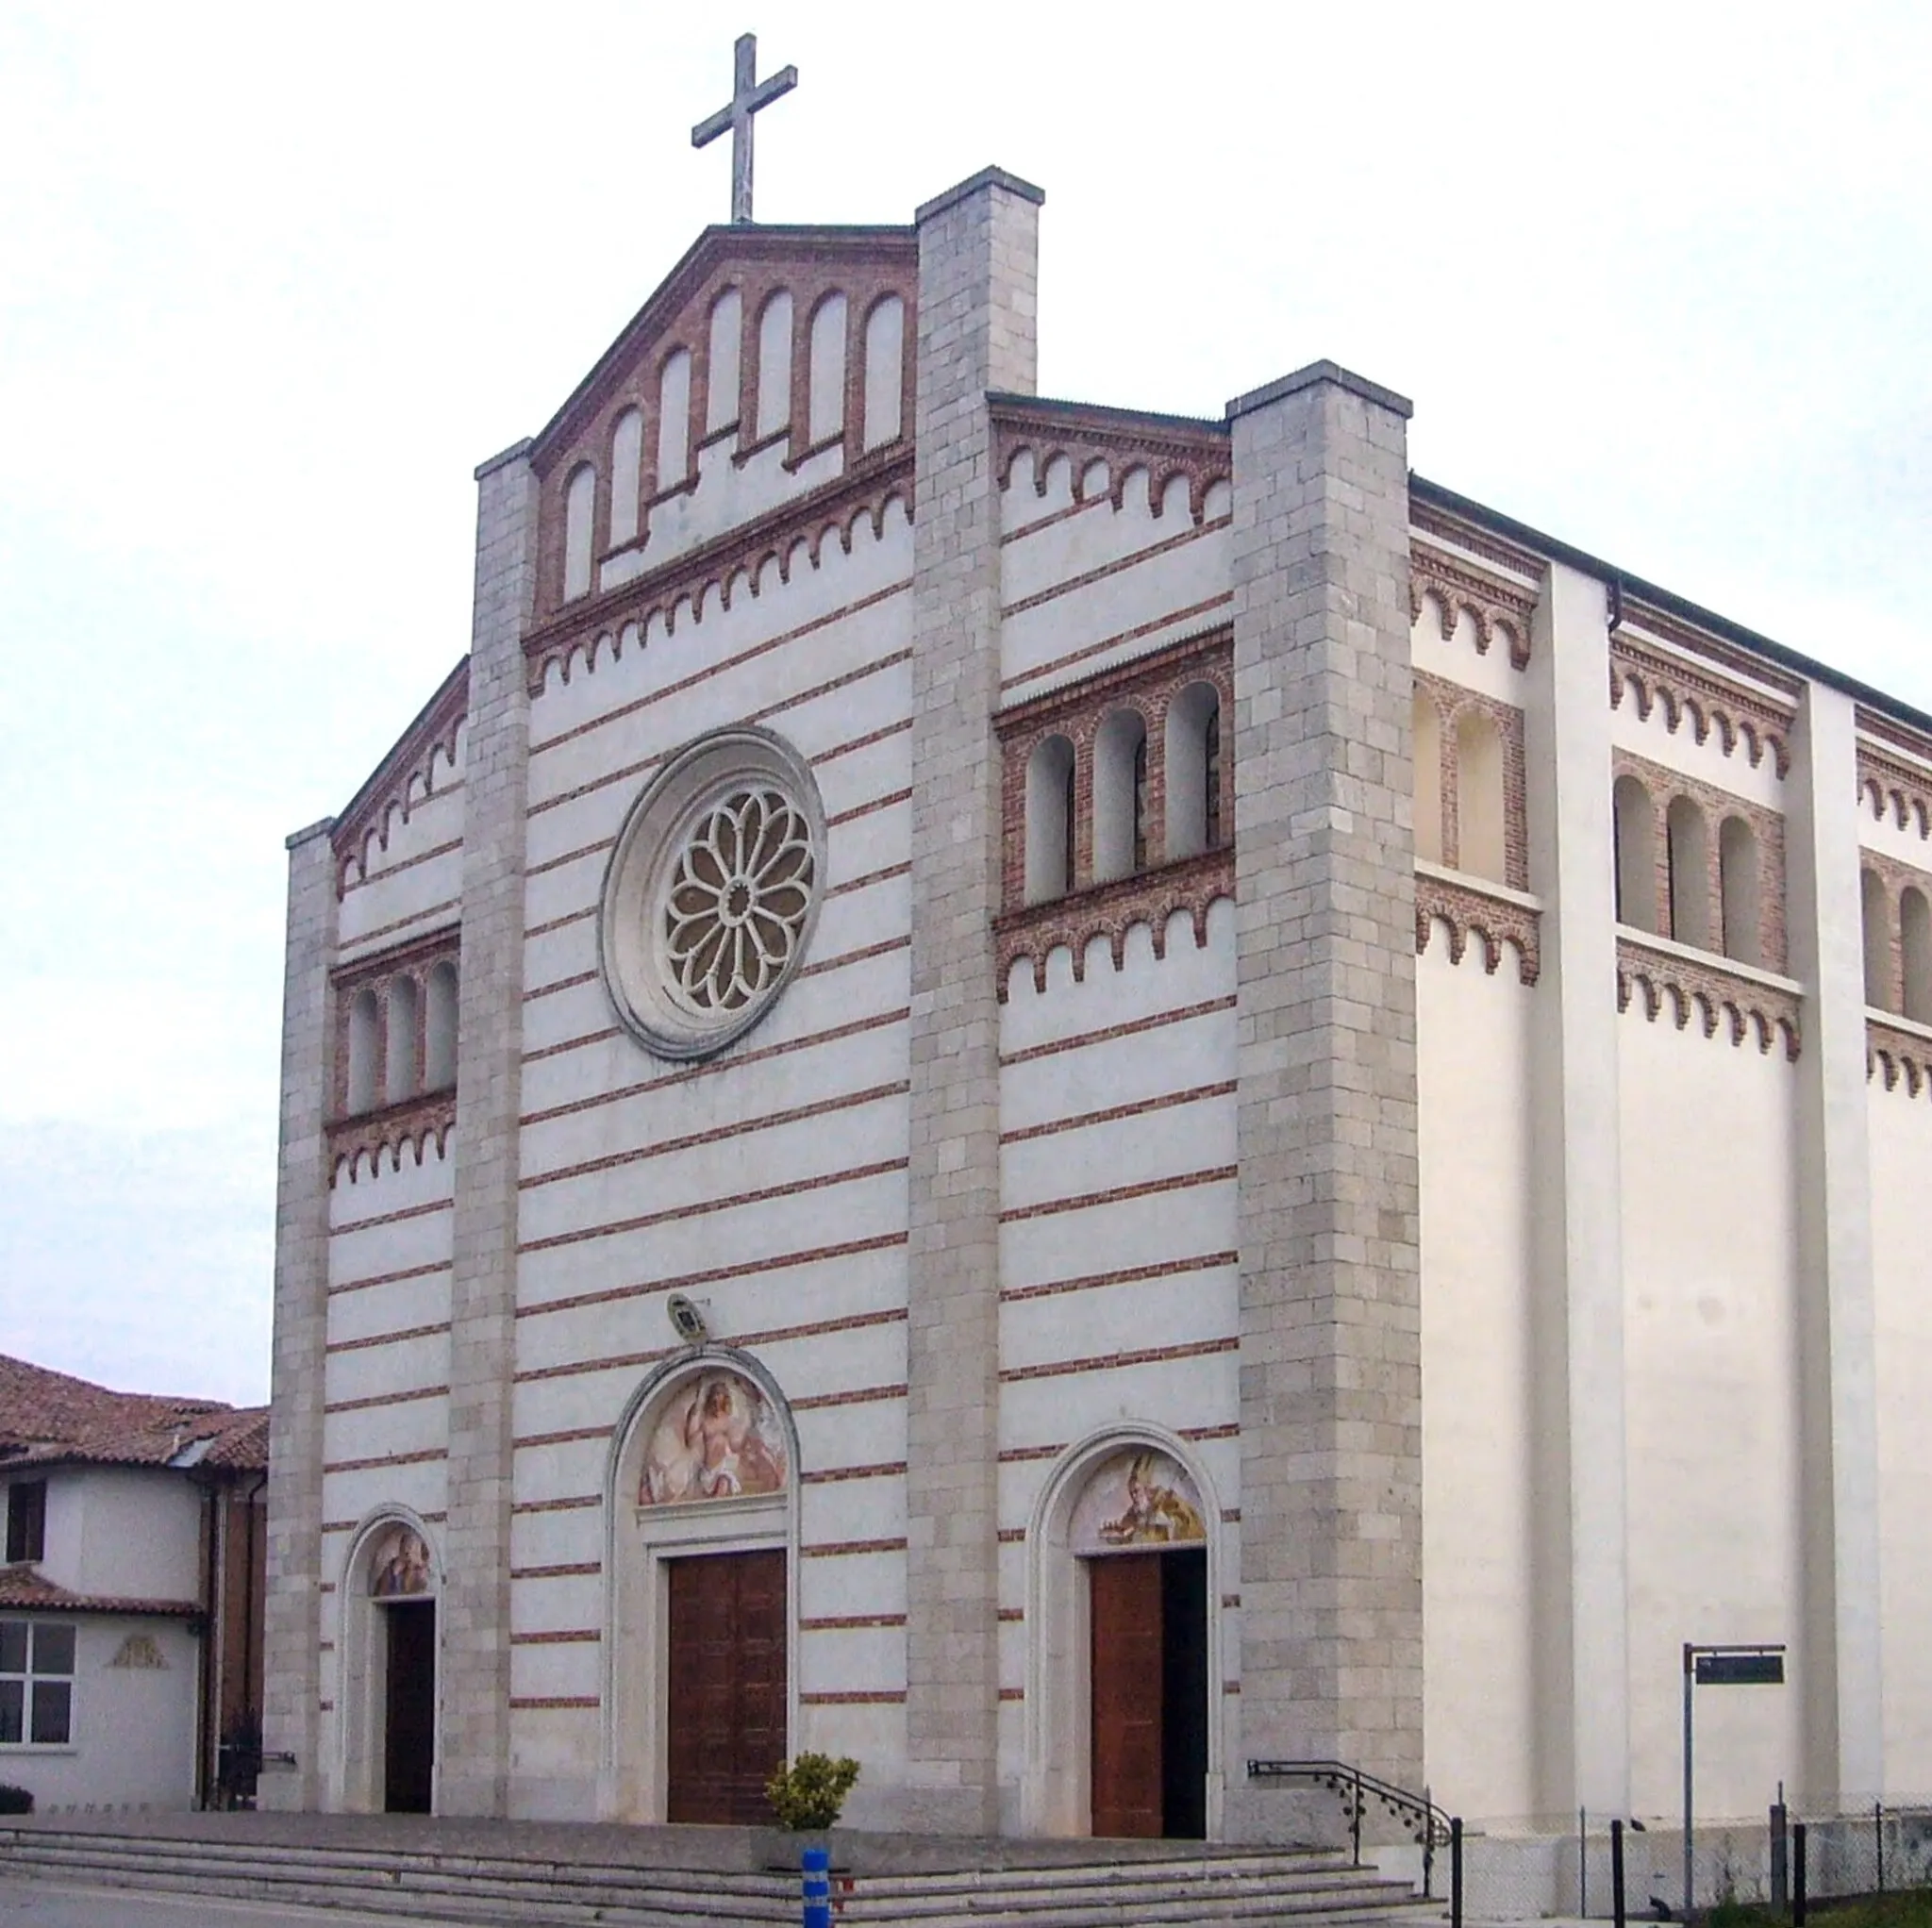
[
  {"xmin": 1024, "ymin": 1431, "xmax": 1221, "ymax": 1840},
  {"xmin": 337, "ymin": 1513, "xmax": 441, "ymax": 1814},
  {"xmin": 604, "ymin": 1353, "xmax": 799, "ymax": 1823}
]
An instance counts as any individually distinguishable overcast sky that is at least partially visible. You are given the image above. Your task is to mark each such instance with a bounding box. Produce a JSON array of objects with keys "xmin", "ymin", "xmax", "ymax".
[{"xmin": 2, "ymin": 2, "xmax": 1925, "ymax": 1407}]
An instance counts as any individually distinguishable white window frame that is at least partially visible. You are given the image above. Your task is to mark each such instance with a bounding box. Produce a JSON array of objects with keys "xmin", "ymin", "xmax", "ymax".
[{"xmin": 0, "ymin": 1617, "xmax": 76, "ymax": 1749}]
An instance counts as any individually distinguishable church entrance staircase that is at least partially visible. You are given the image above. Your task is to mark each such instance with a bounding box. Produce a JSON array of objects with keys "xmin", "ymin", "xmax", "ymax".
[{"xmin": 0, "ymin": 1812, "xmax": 1441, "ymax": 1926}]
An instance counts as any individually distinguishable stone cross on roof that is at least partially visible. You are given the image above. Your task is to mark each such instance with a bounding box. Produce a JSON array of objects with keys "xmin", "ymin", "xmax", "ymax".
[{"xmin": 691, "ymin": 33, "xmax": 798, "ymax": 226}]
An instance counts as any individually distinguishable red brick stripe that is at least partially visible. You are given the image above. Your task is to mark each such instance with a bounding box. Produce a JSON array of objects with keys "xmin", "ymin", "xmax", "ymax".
[
  {"xmin": 1001, "ymin": 596, "xmax": 1236, "ymax": 695},
  {"xmin": 801, "ymin": 1690, "xmax": 906, "ymax": 1704},
  {"xmin": 827, "ymin": 860, "xmax": 909, "ymax": 899},
  {"xmin": 1000, "ymin": 1080, "xmax": 1235, "ymax": 1145},
  {"xmin": 802, "ymin": 1537, "xmax": 906, "ymax": 1559},
  {"xmin": 323, "ymin": 1447, "xmax": 446, "ymax": 1474},
  {"xmin": 522, "ymin": 1007, "xmax": 908, "ymax": 1126},
  {"xmin": 999, "ymin": 1165, "xmax": 1235, "ymax": 1223},
  {"xmin": 1000, "ymin": 994, "xmax": 1235, "ymax": 1066},
  {"xmin": 327, "ymin": 1259, "xmax": 450, "ymax": 1300},
  {"xmin": 339, "ymin": 899, "xmax": 459, "ymax": 955},
  {"xmin": 520, "ymin": 1084, "xmax": 908, "ymax": 1194},
  {"xmin": 512, "ymin": 1426, "xmax": 610, "ymax": 1451},
  {"xmin": 512, "ymin": 1562, "xmax": 603, "ymax": 1581},
  {"xmin": 325, "ymin": 1321, "xmax": 450, "ymax": 1356},
  {"xmin": 524, "ymin": 968, "xmax": 599, "ymax": 1004},
  {"xmin": 800, "ymin": 1613, "xmax": 906, "ymax": 1631},
  {"xmin": 826, "ymin": 787, "xmax": 909, "ymax": 828},
  {"xmin": 509, "ymin": 1629, "xmax": 599, "ymax": 1645},
  {"xmin": 512, "ymin": 1297, "xmax": 908, "ymax": 1382},
  {"xmin": 1000, "ymin": 519, "xmax": 1229, "ymax": 622},
  {"xmin": 796, "ymin": 935, "xmax": 908, "ymax": 980},
  {"xmin": 999, "ymin": 1336, "xmax": 1239, "ymax": 1384},
  {"xmin": 510, "ymin": 1495, "xmax": 600, "ymax": 1516},
  {"xmin": 341, "ymin": 837, "xmax": 462, "ymax": 896},
  {"xmin": 510, "ymin": 1695, "xmax": 600, "ymax": 1710},
  {"xmin": 331, "ymin": 1196, "xmax": 452, "ymax": 1237},
  {"xmin": 526, "ymin": 906, "xmax": 597, "ymax": 941},
  {"xmin": 792, "ymin": 1382, "xmax": 906, "ymax": 1412},
  {"xmin": 800, "ymin": 1461, "xmax": 905, "ymax": 1486},
  {"xmin": 324, "ymin": 1386, "xmax": 447, "ymax": 1416},
  {"xmin": 517, "ymin": 1158, "xmax": 906, "ymax": 1264},
  {"xmin": 1002, "ymin": 1250, "xmax": 1237, "ymax": 1304}
]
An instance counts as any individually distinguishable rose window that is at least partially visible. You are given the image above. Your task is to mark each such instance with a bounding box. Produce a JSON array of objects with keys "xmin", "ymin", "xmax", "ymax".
[
  {"xmin": 663, "ymin": 789, "xmax": 815, "ymax": 1012},
  {"xmin": 599, "ymin": 728, "xmax": 825, "ymax": 1060}
]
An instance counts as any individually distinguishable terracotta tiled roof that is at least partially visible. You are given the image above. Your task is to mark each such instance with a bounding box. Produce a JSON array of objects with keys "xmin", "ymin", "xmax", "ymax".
[
  {"xmin": 0, "ymin": 1564, "xmax": 199, "ymax": 1618},
  {"xmin": 0, "ymin": 1354, "xmax": 267, "ymax": 1474}
]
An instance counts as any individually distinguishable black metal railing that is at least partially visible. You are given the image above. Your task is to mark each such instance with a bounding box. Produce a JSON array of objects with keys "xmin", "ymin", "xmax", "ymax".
[{"xmin": 1249, "ymin": 1757, "xmax": 1460, "ymax": 1911}]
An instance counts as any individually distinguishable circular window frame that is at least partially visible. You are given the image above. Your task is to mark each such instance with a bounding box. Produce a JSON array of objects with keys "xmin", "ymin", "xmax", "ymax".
[{"xmin": 598, "ymin": 726, "xmax": 827, "ymax": 1061}]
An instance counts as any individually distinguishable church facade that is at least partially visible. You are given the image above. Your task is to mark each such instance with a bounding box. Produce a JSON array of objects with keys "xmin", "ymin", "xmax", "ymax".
[{"xmin": 262, "ymin": 162, "xmax": 1932, "ymax": 1841}]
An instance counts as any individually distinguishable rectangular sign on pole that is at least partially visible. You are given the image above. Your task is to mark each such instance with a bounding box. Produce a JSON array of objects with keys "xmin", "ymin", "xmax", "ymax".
[{"xmin": 1694, "ymin": 1653, "xmax": 1786, "ymax": 1687}]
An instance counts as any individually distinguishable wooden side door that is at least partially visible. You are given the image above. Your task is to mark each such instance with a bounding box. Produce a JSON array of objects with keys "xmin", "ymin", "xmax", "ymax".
[
  {"xmin": 665, "ymin": 1550, "xmax": 788, "ymax": 1823},
  {"xmin": 1089, "ymin": 1553, "xmax": 1163, "ymax": 1837}
]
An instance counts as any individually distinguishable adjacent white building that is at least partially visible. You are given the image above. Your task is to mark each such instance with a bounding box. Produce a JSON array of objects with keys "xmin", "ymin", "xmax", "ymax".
[{"xmin": 261, "ymin": 163, "xmax": 1932, "ymax": 1848}]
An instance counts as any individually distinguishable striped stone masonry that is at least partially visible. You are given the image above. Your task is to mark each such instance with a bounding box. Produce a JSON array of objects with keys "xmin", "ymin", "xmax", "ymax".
[
  {"xmin": 1224, "ymin": 363, "xmax": 1424, "ymax": 1816},
  {"xmin": 440, "ymin": 441, "xmax": 539, "ymax": 1817},
  {"xmin": 261, "ymin": 818, "xmax": 340, "ymax": 1811},
  {"xmin": 901, "ymin": 166, "xmax": 1042, "ymax": 1836}
]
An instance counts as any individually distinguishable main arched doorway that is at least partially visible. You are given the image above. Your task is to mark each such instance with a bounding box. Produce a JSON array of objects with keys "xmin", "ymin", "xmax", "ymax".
[
  {"xmin": 1024, "ymin": 1431, "xmax": 1221, "ymax": 1840},
  {"xmin": 604, "ymin": 1352, "xmax": 799, "ymax": 1823}
]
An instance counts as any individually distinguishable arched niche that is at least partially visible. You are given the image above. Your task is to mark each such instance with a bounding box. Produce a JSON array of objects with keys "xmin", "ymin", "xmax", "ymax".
[
  {"xmin": 707, "ymin": 288, "xmax": 742, "ymax": 434},
  {"xmin": 1613, "ymin": 774, "xmax": 1657, "ymax": 933},
  {"xmin": 1165, "ymin": 682, "xmax": 1222, "ymax": 863},
  {"xmin": 1666, "ymin": 794, "xmax": 1710, "ymax": 950},
  {"xmin": 609, "ymin": 407, "xmax": 644, "ymax": 548},
  {"xmin": 1024, "ymin": 734, "xmax": 1077, "ymax": 903},
  {"xmin": 1863, "ymin": 868, "xmax": 1894, "ymax": 1011},
  {"xmin": 563, "ymin": 462, "xmax": 596, "ymax": 602},
  {"xmin": 1719, "ymin": 816, "xmax": 1761, "ymax": 968},
  {"xmin": 1022, "ymin": 1427, "xmax": 1223, "ymax": 1840},
  {"xmin": 756, "ymin": 290, "xmax": 793, "ymax": 440},
  {"xmin": 334, "ymin": 1510, "xmax": 443, "ymax": 1815},
  {"xmin": 424, "ymin": 960, "xmax": 458, "ymax": 1091},
  {"xmin": 1412, "ymin": 694, "xmax": 1443, "ymax": 868},
  {"xmin": 657, "ymin": 350, "xmax": 692, "ymax": 493},
  {"xmin": 807, "ymin": 292, "xmax": 847, "ymax": 444},
  {"xmin": 384, "ymin": 976, "xmax": 419, "ymax": 1105},
  {"xmin": 1092, "ymin": 707, "xmax": 1150, "ymax": 884},
  {"xmin": 601, "ymin": 1351, "xmax": 800, "ymax": 1823},
  {"xmin": 345, "ymin": 987, "xmax": 380, "ymax": 1115},
  {"xmin": 860, "ymin": 295, "xmax": 904, "ymax": 451},
  {"xmin": 1456, "ymin": 708, "xmax": 1507, "ymax": 886}
]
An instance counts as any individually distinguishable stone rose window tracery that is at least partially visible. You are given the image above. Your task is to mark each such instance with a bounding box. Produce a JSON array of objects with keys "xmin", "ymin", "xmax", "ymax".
[
  {"xmin": 664, "ymin": 789, "xmax": 815, "ymax": 1013},
  {"xmin": 601, "ymin": 727, "xmax": 825, "ymax": 1060}
]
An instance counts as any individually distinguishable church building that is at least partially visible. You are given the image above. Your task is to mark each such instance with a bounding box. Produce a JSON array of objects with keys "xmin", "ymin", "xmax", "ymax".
[{"xmin": 261, "ymin": 138, "xmax": 1932, "ymax": 1845}]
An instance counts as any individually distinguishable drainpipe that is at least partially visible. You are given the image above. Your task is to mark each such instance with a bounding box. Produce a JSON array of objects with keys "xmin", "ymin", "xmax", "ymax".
[{"xmin": 194, "ymin": 1475, "xmax": 219, "ymax": 1809}]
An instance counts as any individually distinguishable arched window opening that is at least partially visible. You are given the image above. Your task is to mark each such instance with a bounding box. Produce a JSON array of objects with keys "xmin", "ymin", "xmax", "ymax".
[
  {"xmin": 861, "ymin": 295, "xmax": 904, "ymax": 451},
  {"xmin": 756, "ymin": 291, "xmax": 792, "ymax": 440},
  {"xmin": 1666, "ymin": 795, "xmax": 1710, "ymax": 950},
  {"xmin": 384, "ymin": 976, "xmax": 420, "ymax": 1105},
  {"xmin": 562, "ymin": 463, "xmax": 595, "ymax": 602},
  {"xmin": 1132, "ymin": 736, "xmax": 1149, "ymax": 872},
  {"xmin": 346, "ymin": 988, "xmax": 380, "ymax": 1116},
  {"xmin": 425, "ymin": 960, "xmax": 459, "ymax": 1090},
  {"xmin": 1412, "ymin": 695, "xmax": 1442, "ymax": 867},
  {"xmin": 1024, "ymin": 736, "xmax": 1076, "ymax": 905},
  {"xmin": 1862, "ymin": 868, "xmax": 1893, "ymax": 1010},
  {"xmin": 707, "ymin": 288, "xmax": 742, "ymax": 434},
  {"xmin": 609, "ymin": 408, "xmax": 643, "ymax": 549},
  {"xmin": 1455, "ymin": 709, "xmax": 1506, "ymax": 884},
  {"xmin": 1719, "ymin": 817, "xmax": 1761, "ymax": 969},
  {"xmin": 808, "ymin": 293, "xmax": 847, "ymax": 443},
  {"xmin": 657, "ymin": 349, "xmax": 692, "ymax": 492},
  {"xmin": 1613, "ymin": 775, "xmax": 1657, "ymax": 933},
  {"xmin": 1903, "ymin": 888, "xmax": 1932, "ymax": 1024},
  {"xmin": 1164, "ymin": 683, "xmax": 1221, "ymax": 862},
  {"xmin": 1092, "ymin": 708, "xmax": 1149, "ymax": 885}
]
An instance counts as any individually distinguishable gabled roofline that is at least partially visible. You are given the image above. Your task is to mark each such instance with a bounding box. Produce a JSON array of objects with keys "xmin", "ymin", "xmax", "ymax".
[
  {"xmin": 987, "ymin": 391, "xmax": 1225, "ymax": 438},
  {"xmin": 528, "ymin": 223, "xmax": 917, "ymax": 471},
  {"xmin": 1411, "ymin": 475, "xmax": 1932, "ymax": 741},
  {"xmin": 330, "ymin": 654, "xmax": 471, "ymax": 859}
]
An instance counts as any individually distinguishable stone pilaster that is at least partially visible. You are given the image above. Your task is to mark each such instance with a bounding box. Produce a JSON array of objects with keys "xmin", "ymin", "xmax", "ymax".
[
  {"xmin": 1787, "ymin": 683, "xmax": 1884, "ymax": 1803},
  {"xmin": 260, "ymin": 816, "xmax": 338, "ymax": 1813},
  {"xmin": 439, "ymin": 439, "xmax": 538, "ymax": 1818},
  {"xmin": 901, "ymin": 166, "xmax": 1041, "ymax": 1836},
  {"xmin": 1225, "ymin": 363, "xmax": 1424, "ymax": 1822},
  {"xmin": 1526, "ymin": 562, "xmax": 1630, "ymax": 1817}
]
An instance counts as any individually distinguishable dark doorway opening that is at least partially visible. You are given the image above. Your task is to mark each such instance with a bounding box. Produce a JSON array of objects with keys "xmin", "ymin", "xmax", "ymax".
[
  {"xmin": 382, "ymin": 1599, "xmax": 435, "ymax": 1814},
  {"xmin": 665, "ymin": 1549, "xmax": 787, "ymax": 1824},
  {"xmin": 1089, "ymin": 1548, "xmax": 1208, "ymax": 1838}
]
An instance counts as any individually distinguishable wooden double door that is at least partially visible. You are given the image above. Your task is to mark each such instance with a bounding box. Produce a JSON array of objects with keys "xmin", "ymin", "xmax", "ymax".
[
  {"xmin": 665, "ymin": 1549, "xmax": 788, "ymax": 1824},
  {"xmin": 1089, "ymin": 1548, "xmax": 1208, "ymax": 1838}
]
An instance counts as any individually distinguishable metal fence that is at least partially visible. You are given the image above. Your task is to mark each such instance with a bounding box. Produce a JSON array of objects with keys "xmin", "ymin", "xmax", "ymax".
[{"xmin": 1432, "ymin": 1802, "xmax": 1932, "ymax": 1922}]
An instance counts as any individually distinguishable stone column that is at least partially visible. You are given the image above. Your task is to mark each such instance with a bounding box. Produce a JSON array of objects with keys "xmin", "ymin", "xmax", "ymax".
[
  {"xmin": 1525, "ymin": 562, "xmax": 1630, "ymax": 1818},
  {"xmin": 1787, "ymin": 684, "xmax": 1883, "ymax": 1803},
  {"xmin": 260, "ymin": 816, "xmax": 338, "ymax": 1812},
  {"xmin": 901, "ymin": 165, "xmax": 1041, "ymax": 1836},
  {"xmin": 1225, "ymin": 362, "xmax": 1423, "ymax": 1826},
  {"xmin": 439, "ymin": 439, "xmax": 538, "ymax": 1818}
]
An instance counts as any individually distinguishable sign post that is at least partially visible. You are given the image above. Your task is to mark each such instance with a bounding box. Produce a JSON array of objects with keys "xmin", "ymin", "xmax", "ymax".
[{"xmin": 1682, "ymin": 1643, "xmax": 1786, "ymax": 1923}]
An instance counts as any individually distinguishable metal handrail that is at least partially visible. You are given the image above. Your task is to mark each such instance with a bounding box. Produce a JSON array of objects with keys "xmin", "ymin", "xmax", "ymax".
[{"xmin": 1247, "ymin": 1758, "xmax": 1456, "ymax": 1897}]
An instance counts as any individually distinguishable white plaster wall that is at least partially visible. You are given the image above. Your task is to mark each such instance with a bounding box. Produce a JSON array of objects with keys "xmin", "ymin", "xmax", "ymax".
[
  {"xmin": 998, "ymin": 460, "xmax": 1232, "ymax": 701},
  {"xmin": 65, "ymin": 1469, "xmax": 203, "ymax": 1603},
  {"xmin": 1857, "ymin": 804, "xmax": 1932, "ymax": 872},
  {"xmin": 1619, "ymin": 1013, "xmax": 1804, "ymax": 1819},
  {"xmin": 1409, "ymin": 592, "xmax": 1531, "ymax": 709},
  {"xmin": 1416, "ymin": 939, "xmax": 1540, "ymax": 1824},
  {"xmin": 1608, "ymin": 686, "xmax": 1786, "ymax": 813},
  {"xmin": 1, "ymin": 1616, "xmax": 200, "ymax": 1812},
  {"xmin": 1870, "ymin": 1078, "xmax": 1932, "ymax": 1793}
]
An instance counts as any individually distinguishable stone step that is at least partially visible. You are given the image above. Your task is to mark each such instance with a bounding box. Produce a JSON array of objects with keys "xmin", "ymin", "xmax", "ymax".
[{"xmin": 0, "ymin": 1825, "xmax": 1440, "ymax": 1928}]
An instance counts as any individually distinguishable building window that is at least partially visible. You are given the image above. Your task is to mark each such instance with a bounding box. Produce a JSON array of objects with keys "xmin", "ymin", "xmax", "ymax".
[
  {"xmin": 0, "ymin": 1620, "xmax": 75, "ymax": 1745},
  {"xmin": 5, "ymin": 1482, "xmax": 45, "ymax": 1565}
]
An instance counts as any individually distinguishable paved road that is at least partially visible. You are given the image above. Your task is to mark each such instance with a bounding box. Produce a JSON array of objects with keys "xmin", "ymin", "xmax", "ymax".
[{"xmin": 0, "ymin": 1877, "xmax": 425, "ymax": 1928}]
